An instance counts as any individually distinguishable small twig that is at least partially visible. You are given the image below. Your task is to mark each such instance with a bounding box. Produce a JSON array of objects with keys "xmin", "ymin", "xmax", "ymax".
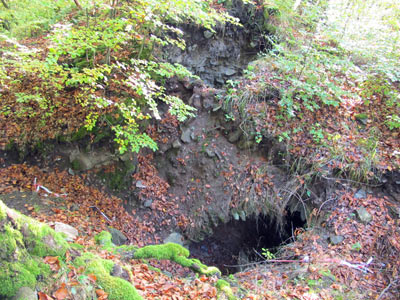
[
  {"xmin": 73, "ymin": 0, "xmax": 82, "ymax": 9},
  {"xmin": 317, "ymin": 197, "xmax": 336, "ymax": 215},
  {"xmin": 89, "ymin": 206, "xmax": 112, "ymax": 223},
  {"xmin": 377, "ymin": 281, "xmax": 393, "ymax": 300},
  {"xmin": 320, "ymin": 175, "xmax": 383, "ymax": 187},
  {"xmin": 279, "ymin": 187, "xmax": 309, "ymax": 225}
]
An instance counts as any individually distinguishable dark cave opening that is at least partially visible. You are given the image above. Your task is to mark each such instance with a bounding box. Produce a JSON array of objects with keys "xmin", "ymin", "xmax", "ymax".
[{"xmin": 189, "ymin": 209, "xmax": 306, "ymax": 274}]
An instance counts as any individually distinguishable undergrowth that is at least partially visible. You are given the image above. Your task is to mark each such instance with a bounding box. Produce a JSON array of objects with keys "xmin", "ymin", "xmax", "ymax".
[{"xmin": 220, "ymin": 0, "xmax": 400, "ymax": 183}]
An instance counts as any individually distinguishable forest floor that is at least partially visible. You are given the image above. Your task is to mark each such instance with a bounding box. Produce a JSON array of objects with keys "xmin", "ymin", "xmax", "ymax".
[{"xmin": 1, "ymin": 144, "xmax": 399, "ymax": 300}]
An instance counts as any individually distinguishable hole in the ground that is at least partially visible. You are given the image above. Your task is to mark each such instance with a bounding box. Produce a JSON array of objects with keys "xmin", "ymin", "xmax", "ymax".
[{"xmin": 189, "ymin": 209, "xmax": 306, "ymax": 274}]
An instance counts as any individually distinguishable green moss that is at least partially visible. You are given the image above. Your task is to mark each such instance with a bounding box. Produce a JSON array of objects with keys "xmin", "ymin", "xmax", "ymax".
[
  {"xmin": 71, "ymin": 159, "xmax": 83, "ymax": 171},
  {"xmin": 74, "ymin": 253, "xmax": 143, "ymax": 300},
  {"xmin": 0, "ymin": 200, "xmax": 66, "ymax": 298},
  {"xmin": 70, "ymin": 243, "xmax": 85, "ymax": 250},
  {"xmin": 97, "ymin": 161, "xmax": 134, "ymax": 191},
  {"xmin": 116, "ymin": 244, "xmax": 138, "ymax": 252},
  {"xmin": 216, "ymin": 279, "xmax": 236, "ymax": 300},
  {"xmin": 134, "ymin": 243, "xmax": 221, "ymax": 276},
  {"xmin": 95, "ymin": 231, "xmax": 113, "ymax": 246},
  {"xmin": 20, "ymin": 214, "xmax": 69, "ymax": 257},
  {"xmin": 0, "ymin": 201, "xmax": 69, "ymax": 257},
  {"xmin": 0, "ymin": 259, "xmax": 50, "ymax": 298},
  {"xmin": 0, "ymin": 262, "xmax": 37, "ymax": 297},
  {"xmin": 134, "ymin": 243, "xmax": 189, "ymax": 260},
  {"xmin": 95, "ymin": 231, "xmax": 115, "ymax": 251},
  {"xmin": 0, "ymin": 224, "xmax": 22, "ymax": 259}
]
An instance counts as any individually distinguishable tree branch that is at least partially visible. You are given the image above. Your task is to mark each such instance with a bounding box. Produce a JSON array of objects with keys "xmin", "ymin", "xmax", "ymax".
[
  {"xmin": 1, "ymin": 0, "xmax": 9, "ymax": 9},
  {"xmin": 73, "ymin": 0, "xmax": 82, "ymax": 9}
]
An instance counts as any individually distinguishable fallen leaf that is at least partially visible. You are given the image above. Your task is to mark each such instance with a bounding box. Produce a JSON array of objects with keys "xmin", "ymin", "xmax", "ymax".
[
  {"xmin": 38, "ymin": 292, "xmax": 54, "ymax": 300},
  {"xmin": 53, "ymin": 283, "xmax": 68, "ymax": 300},
  {"xmin": 88, "ymin": 273, "xmax": 97, "ymax": 283}
]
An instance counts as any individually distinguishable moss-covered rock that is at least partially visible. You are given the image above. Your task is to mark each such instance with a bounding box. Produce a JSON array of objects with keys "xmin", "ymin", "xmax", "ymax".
[
  {"xmin": 1, "ymin": 260, "xmax": 51, "ymax": 297},
  {"xmin": 95, "ymin": 231, "xmax": 114, "ymax": 247},
  {"xmin": 134, "ymin": 242, "xmax": 221, "ymax": 276},
  {"xmin": 0, "ymin": 200, "xmax": 64, "ymax": 298},
  {"xmin": 216, "ymin": 279, "xmax": 237, "ymax": 300},
  {"xmin": 74, "ymin": 253, "xmax": 143, "ymax": 300}
]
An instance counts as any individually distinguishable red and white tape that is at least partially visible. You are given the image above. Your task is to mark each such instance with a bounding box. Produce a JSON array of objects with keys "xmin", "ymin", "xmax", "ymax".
[{"xmin": 33, "ymin": 178, "xmax": 68, "ymax": 198}]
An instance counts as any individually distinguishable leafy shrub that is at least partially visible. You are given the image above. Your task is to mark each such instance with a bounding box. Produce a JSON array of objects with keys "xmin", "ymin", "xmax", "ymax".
[{"xmin": 0, "ymin": 0, "xmax": 240, "ymax": 152}]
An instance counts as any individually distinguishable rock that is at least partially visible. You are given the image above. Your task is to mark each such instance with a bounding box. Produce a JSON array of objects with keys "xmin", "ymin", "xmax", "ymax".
[
  {"xmin": 108, "ymin": 227, "xmax": 127, "ymax": 246},
  {"xmin": 228, "ymin": 129, "xmax": 242, "ymax": 143},
  {"xmin": 120, "ymin": 152, "xmax": 132, "ymax": 162},
  {"xmin": 143, "ymin": 199, "xmax": 153, "ymax": 208},
  {"xmin": 239, "ymin": 210, "xmax": 246, "ymax": 221},
  {"xmin": 356, "ymin": 207, "xmax": 372, "ymax": 224},
  {"xmin": 54, "ymin": 222, "xmax": 78, "ymax": 242},
  {"xmin": 111, "ymin": 263, "xmax": 130, "ymax": 281},
  {"xmin": 68, "ymin": 168, "xmax": 75, "ymax": 176},
  {"xmin": 215, "ymin": 150, "xmax": 223, "ymax": 160},
  {"xmin": 41, "ymin": 232, "xmax": 66, "ymax": 254},
  {"xmin": 220, "ymin": 66, "xmax": 237, "ymax": 76},
  {"xmin": 164, "ymin": 232, "xmax": 186, "ymax": 246},
  {"xmin": 191, "ymin": 94, "xmax": 202, "ymax": 109},
  {"xmin": 159, "ymin": 142, "xmax": 172, "ymax": 153},
  {"xmin": 69, "ymin": 148, "xmax": 115, "ymax": 171},
  {"xmin": 354, "ymin": 189, "xmax": 367, "ymax": 199},
  {"xmin": 205, "ymin": 147, "xmax": 216, "ymax": 158},
  {"xmin": 172, "ymin": 139, "xmax": 182, "ymax": 149},
  {"xmin": 183, "ymin": 79, "xmax": 193, "ymax": 89},
  {"xmin": 181, "ymin": 128, "xmax": 192, "ymax": 143},
  {"xmin": 203, "ymin": 30, "xmax": 214, "ymax": 39},
  {"xmin": 190, "ymin": 131, "xmax": 197, "ymax": 140},
  {"xmin": 12, "ymin": 287, "xmax": 37, "ymax": 300},
  {"xmin": 329, "ymin": 235, "xmax": 344, "ymax": 245},
  {"xmin": 135, "ymin": 180, "xmax": 147, "ymax": 189},
  {"xmin": 203, "ymin": 97, "xmax": 214, "ymax": 110}
]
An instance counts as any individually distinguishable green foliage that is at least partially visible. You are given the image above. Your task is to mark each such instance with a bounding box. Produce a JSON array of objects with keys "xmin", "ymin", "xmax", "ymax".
[
  {"xmin": 0, "ymin": 0, "xmax": 73, "ymax": 37},
  {"xmin": 261, "ymin": 248, "xmax": 276, "ymax": 260},
  {"xmin": 0, "ymin": 0, "xmax": 238, "ymax": 153},
  {"xmin": 351, "ymin": 242, "xmax": 362, "ymax": 252},
  {"xmin": 385, "ymin": 114, "xmax": 400, "ymax": 130},
  {"xmin": 360, "ymin": 74, "xmax": 400, "ymax": 131},
  {"xmin": 265, "ymin": 39, "xmax": 354, "ymax": 117},
  {"xmin": 309, "ymin": 123, "xmax": 325, "ymax": 144}
]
